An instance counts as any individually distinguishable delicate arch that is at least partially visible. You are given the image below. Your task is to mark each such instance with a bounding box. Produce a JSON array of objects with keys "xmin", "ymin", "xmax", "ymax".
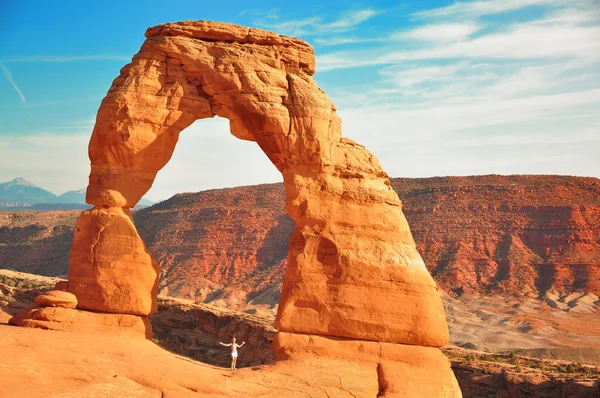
[{"xmin": 68, "ymin": 21, "xmax": 448, "ymax": 347}]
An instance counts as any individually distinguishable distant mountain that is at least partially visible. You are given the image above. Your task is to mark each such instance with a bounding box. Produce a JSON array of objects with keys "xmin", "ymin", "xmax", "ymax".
[
  {"xmin": 137, "ymin": 197, "xmax": 155, "ymax": 206},
  {"xmin": 58, "ymin": 188, "xmax": 154, "ymax": 207},
  {"xmin": 57, "ymin": 188, "xmax": 87, "ymax": 204},
  {"xmin": 0, "ymin": 178, "xmax": 154, "ymax": 209},
  {"xmin": 0, "ymin": 178, "xmax": 57, "ymax": 205}
]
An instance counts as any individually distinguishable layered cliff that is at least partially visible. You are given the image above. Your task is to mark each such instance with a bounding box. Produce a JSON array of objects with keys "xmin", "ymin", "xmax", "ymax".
[
  {"xmin": 391, "ymin": 175, "xmax": 600, "ymax": 297},
  {"xmin": 133, "ymin": 184, "xmax": 291, "ymax": 305}
]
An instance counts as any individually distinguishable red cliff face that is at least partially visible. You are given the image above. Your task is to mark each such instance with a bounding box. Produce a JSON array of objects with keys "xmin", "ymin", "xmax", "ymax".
[
  {"xmin": 391, "ymin": 176, "xmax": 600, "ymax": 297},
  {"xmin": 1, "ymin": 175, "xmax": 599, "ymax": 302},
  {"xmin": 133, "ymin": 184, "xmax": 292, "ymax": 305}
]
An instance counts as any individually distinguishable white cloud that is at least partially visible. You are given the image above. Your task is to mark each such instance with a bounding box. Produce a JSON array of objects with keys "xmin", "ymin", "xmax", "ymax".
[
  {"xmin": 412, "ymin": 0, "xmax": 565, "ymax": 19},
  {"xmin": 393, "ymin": 23, "xmax": 481, "ymax": 43},
  {"xmin": 378, "ymin": 62, "xmax": 487, "ymax": 88},
  {"xmin": 0, "ymin": 61, "xmax": 27, "ymax": 107},
  {"xmin": 256, "ymin": 9, "xmax": 378, "ymax": 37},
  {"xmin": 418, "ymin": 24, "xmax": 600, "ymax": 60},
  {"xmin": 318, "ymin": 22, "xmax": 600, "ymax": 71},
  {"xmin": 314, "ymin": 37, "xmax": 378, "ymax": 46},
  {"xmin": 339, "ymin": 89, "xmax": 600, "ymax": 142},
  {"xmin": 338, "ymin": 96, "xmax": 600, "ymax": 179}
]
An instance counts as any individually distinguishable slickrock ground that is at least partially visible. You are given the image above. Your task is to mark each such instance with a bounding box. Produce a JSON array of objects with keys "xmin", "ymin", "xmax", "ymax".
[
  {"xmin": 1, "ymin": 271, "xmax": 599, "ymax": 397},
  {"xmin": 2, "ymin": 175, "xmax": 598, "ymax": 307},
  {"xmin": 1, "ymin": 324, "xmax": 381, "ymax": 398}
]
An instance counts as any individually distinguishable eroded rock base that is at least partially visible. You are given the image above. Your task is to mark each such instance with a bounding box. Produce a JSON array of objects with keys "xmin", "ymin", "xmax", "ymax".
[{"xmin": 274, "ymin": 332, "xmax": 462, "ymax": 397}]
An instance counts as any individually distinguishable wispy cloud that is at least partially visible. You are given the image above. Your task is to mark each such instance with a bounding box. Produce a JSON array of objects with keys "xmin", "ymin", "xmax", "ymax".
[
  {"xmin": 392, "ymin": 22, "xmax": 481, "ymax": 43},
  {"xmin": 318, "ymin": 18, "xmax": 600, "ymax": 71},
  {"xmin": 255, "ymin": 9, "xmax": 379, "ymax": 37},
  {"xmin": 1, "ymin": 55, "xmax": 131, "ymax": 63},
  {"xmin": 0, "ymin": 61, "xmax": 27, "ymax": 107},
  {"xmin": 412, "ymin": 0, "xmax": 565, "ymax": 19},
  {"xmin": 314, "ymin": 36, "xmax": 379, "ymax": 46}
]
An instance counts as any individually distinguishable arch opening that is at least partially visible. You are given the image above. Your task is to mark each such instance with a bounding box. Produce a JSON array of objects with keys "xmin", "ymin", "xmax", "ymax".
[
  {"xmin": 137, "ymin": 116, "xmax": 290, "ymax": 311},
  {"xmin": 145, "ymin": 116, "xmax": 282, "ymax": 201}
]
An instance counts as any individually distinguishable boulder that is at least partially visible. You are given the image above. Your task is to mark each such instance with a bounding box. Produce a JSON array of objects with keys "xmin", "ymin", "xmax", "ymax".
[
  {"xmin": 34, "ymin": 290, "xmax": 77, "ymax": 309},
  {"xmin": 68, "ymin": 207, "xmax": 158, "ymax": 316}
]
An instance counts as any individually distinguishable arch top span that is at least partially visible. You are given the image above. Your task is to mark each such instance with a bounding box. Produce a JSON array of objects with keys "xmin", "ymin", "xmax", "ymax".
[{"xmin": 145, "ymin": 21, "xmax": 316, "ymax": 75}]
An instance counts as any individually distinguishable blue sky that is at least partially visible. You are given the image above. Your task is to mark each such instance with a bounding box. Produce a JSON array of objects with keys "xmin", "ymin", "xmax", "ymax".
[{"xmin": 1, "ymin": 0, "xmax": 599, "ymax": 201}]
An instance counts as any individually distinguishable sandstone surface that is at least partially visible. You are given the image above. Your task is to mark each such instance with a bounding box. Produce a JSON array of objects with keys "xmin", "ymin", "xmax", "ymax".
[
  {"xmin": 1, "ymin": 314, "xmax": 598, "ymax": 398},
  {"xmin": 0, "ymin": 325, "xmax": 457, "ymax": 398},
  {"xmin": 34, "ymin": 289, "xmax": 77, "ymax": 308},
  {"xmin": 9, "ymin": 306, "xmax": 152, "ymax": 338},
  {"xmin": 274, "ymin": 332, "xmax": 462, "ymax": 397}
]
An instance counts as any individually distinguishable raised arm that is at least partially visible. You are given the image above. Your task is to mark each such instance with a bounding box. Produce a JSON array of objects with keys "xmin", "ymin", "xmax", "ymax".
[
  {"xmin": 236, "ymin": 342, "xmax": 245, "ymax": 347},
  {"xmin": 219, "ymin": 342, "xmax": 232, "ymax": 346}
]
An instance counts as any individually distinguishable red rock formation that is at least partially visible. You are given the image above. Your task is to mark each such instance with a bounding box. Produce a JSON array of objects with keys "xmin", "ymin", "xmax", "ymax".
[
  {"xmin": 11, "ymin": 21, "xmax": 459, "ymax": 396},
  {"xmin": 72, "ymin": 20, "xmax": 449, "ymax": 344},
  {"xmin": 9, "ymin": 306, "xmax": 152, "ymax": 338},
  {"xmin": 0, "ymin": 210, "xmax": 78, "ymax": 277},
  {"xmin": 135, "ymin": 183, "xmax": 291, "ymax": 302},
  {"xmin": 274, "ymin": 332, "xmax": 461, "ymax": 396}
]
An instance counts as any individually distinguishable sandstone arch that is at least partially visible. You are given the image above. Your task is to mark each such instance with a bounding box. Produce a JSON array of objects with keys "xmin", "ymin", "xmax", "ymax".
[{"xmin": 28, "ymin": 21, "xmax": 461, "ymax": 396}]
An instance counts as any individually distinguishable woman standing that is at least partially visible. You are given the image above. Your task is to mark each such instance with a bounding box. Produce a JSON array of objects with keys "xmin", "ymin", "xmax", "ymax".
[{"xmin": 219, "ymin": 337, "xmax": 245, "ymax": 370}]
